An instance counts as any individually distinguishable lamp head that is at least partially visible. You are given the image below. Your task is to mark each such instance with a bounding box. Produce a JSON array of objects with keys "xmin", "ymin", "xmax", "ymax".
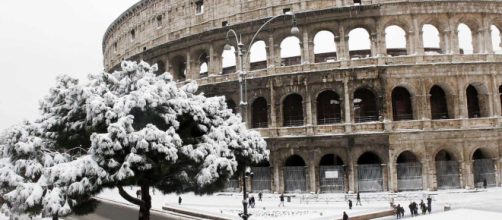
[{"xmin": 290, "ymin": 25, "xmax": 300, "ymax": 35}]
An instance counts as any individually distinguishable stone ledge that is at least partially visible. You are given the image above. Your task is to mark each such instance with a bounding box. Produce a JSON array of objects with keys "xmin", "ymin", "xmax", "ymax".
[{"xmin": 335, "ymin": 209, "xmax": 395, "ymax": 220}]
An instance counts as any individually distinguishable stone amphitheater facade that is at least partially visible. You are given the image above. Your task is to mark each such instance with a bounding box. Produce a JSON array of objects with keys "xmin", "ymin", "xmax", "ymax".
[{"xmin": 103, "ymin": 0, "xmax": 502, "ymax": 193}]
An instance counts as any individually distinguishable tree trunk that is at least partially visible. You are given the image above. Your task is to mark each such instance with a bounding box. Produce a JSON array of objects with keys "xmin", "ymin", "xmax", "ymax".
[
  {"xmin": 138, "ymin": 184, "xmax": 152, "ymax": 220},
  {"xmin": 52, "ymin": 215, "xmax": 58, "ymax": 220}
]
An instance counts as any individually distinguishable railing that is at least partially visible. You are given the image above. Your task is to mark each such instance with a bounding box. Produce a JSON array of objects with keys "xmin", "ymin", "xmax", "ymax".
[
  {"xmin": 350, "ymin": 49, "xmax": 371, "ymax": 59},
  {"xmin": 318, "ymin": 117, "xmax": 342, "ymax": 125},
  {"xmin": 387, "ymin": 48, "xmax": 407, "ymax": 57},
  {"xmin": 355, "ymin": 115, "xmax": 379, "ymax": 123},
  {"xmin": 394, "ymin": 113, "xmax": 413, "ymax": 121},
  {"xmin": 222, "ymin": 66, "xmax": 236, "ymax": 75},
  {"xmin": 250, "ymin": 61, "xmax": 267, "ymax": 71},
  {"xmin": 284, "ymin": 118, "xmax": 304, "ymax": 127},
  {"xmin": 315, "ymin": 52, "xmax": 337, "ymax": 63},
  {"xmin": 252, "ymin": 121, "xmax": 268, "ymax": 128},
  {"xmin": 281, "ymin": 56, "xmax": 301, "ymax": 66}
]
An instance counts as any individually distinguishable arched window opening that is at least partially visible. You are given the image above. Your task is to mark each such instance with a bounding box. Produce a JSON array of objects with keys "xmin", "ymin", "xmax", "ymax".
[
  {"xmin": 155, "ymin": 60, "xmax": 165, "ymax": 75},
  {"xmin": 319, "ymin": 154, "xmax": 345, "ymax": 193},
  {"xmin": 314, "ymin": 30, "xmax": 337, "ymax": 63},
  {"xmin": 222, "ymin": 46, "xmax": 236, "ymax": 75},
  {"xmin": 435, "ymin": 150, "xmax": 460, "ymax": 189},
  {"xmin": 396, "ymin": 151, "xmax": 422, "ymax": 191},
  {"xmin": 354, "ymin": 88, "xmax": 378, "ymax": 123},
  {"xmin": 472, "ymin": 148, "xmax": 496, "ymax": 187},
  {"xmin": 348, "ymin": 28, "xmax": 371, "ymax": 59},
  {"xmin": 491, "ymin": 25, "xmax": 502, "ymax": 54},
  {"xmin": 226, "ymin": 99, "xmax": 237, "ymax": 114},
  {"xmin": 353, "ymin": 0, "xmax": 362, "ymax": 5},
  {"xmin": 283, "ymin": 94, "xmax": 303, "ymax": 127},
  {"xmin": 249, "ymin": 40, "xmax": 267, "ymax": 71},
  {"xmin": 466, "ymin": 85, "xmax": 481, "ymax": 118},
  {"xmin": 171, "ymin": 56, "xmax": 186, "ymax": 81},
  {"xmin": 357, "ymin": 152, "xmax": 383, "ymax": 192},
  {"xmin": 199, "ymin": 52, "xmax": 209, "ymax": 77},
  {"xmin": 385, "ymin": 25, "xmax": 407, "ymax": 56},
  {"xmin": 284, "ymin": 155, "xmax": 307, "ymax": 193},
  {"xmin": 458, "ymin": 23, "xmax": 473, "ymax": 54},
  {"xmin": 251, "ymin": 97, "xmax": 268, "ymax": 128},
  {"xmin": 392, "ymin": 87, "xmax": 413, "ymax": 121},
  {"xmin": 499, "ymin": 85, "xmax": 502, "ymax": 116},
  {"xmin": 317, "ymin": 90, "xmax": 341, "ymax": 125},
  {"xmin": 430, "ymin": 86, "xmax": 449, "ymax": 119},
  {"xmin": 280, "ymin": 36, "xmax": 301, "ymax": 66},
  {"xmin": 422, "ymin": 24, "xmax": 441, "ymax": 54}
]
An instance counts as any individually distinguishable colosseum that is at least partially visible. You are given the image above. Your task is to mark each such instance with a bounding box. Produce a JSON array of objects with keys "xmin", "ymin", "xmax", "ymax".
[{"xmin": 103, "ymin": 0, "xmax": 502, "ymax": 193}]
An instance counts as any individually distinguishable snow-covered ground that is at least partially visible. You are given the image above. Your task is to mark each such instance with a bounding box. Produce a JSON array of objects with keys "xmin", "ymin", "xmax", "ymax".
[{"xmin": 96, "ymin": 187, "xmax": 502, "ymax": 220}]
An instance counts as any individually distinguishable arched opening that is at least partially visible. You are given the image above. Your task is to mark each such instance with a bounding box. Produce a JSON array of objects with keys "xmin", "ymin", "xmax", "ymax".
[
  {"xmin": 472, "ymin": 148, "xmax": 496, "ymax": 187},
  {"xmin": 319, "ymin": 154, "xmax": 345, "ymax": 193},
  {"xmin": 466, "ymin": 85, "xmax": 481, "ymax": 118},
  {"xmin": 422, "ymin": 24, "xmax": 442, "ymax": 54},
  {"xmin": 226, "ymin": 99, "xmax": 237, "ymax": 114},
  {"xmin": 435, "ymin": 150, "xmax": 460, "ymax": 189},
  {"xmin": 251, "ymin": 97, "xmax": 268, "ymax": 128},
  {"xmin": 314, "ymin": 30, "xmax": 337, "ymax": 63},
  {"xmin": 430, "ymin": 86, "xmax": 449, "ymax": 119},
  {"xmin": 353, "ymin": 0, "xmax": 362, "ymax": 5},
  {"xmin": 284, "ymin": 155, "xmax": 307, "ymax": 193},
  {"xmin": 198, "ymin": 52, "xmax": 209, "ymax": 77},
  {"xmin": 251, "ymin": 160, "xmax": 271, "ymax": 192},
  {"xmin": 154, "ymin": 60, "xmax": 166, "ymax": 75},
  {"xmin": 492, "ymin": 25, "xmax": 502, "ymax": 54},
  {"xmin": 385, "ymin": 25, "xmax": 407, "ymax": 56},
  {"xmin": 396, "ymin": 151, "xmax": 423, "ymax": 191},
  {"xmin": 458, "ymin": 23, "xmax": 473, "ymax": 54},
  {"xmin": 316, "ymin": 90, "xmax": 341, "ymax": 125},
  {"xmin": 392, "ymin": 87, "xmax": 413, "ymax": 121},
  {"xmin": 171, "ymin": 56, "xmax": 186, "ymax": 81},
  {"xmin": 222, "ymin": 45, "xmax": 236, "ymax": 75},
  {"xmin": 354, "ymin": 88, "xmax": 379, "ymax": 123},
  {"xmin": 249, "ymin": 40, "xmax": 267, "ymax": 70},
  {"xmin": 348, "ymin": 28, "xmax": 371, "ymax": 59},
  {"xmin": 357, "ymin": 152, "xmax": 383, "ymax": 192},
  {"xmin": 280, "ymin": 36, "xmax": 302, "ymax": 66},
  {"xmin": 499, "ymin": 85, "xmax": 502, "ymax": 116},
  {"xmin": 283, "ymin": 94, "xmax": 304, "ymax": 127}
]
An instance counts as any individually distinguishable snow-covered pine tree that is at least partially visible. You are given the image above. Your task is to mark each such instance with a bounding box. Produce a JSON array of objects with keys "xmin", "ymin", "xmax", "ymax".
[{"xmin": 0, "ymin": 61, "xmax": 268, "ymax": 220}]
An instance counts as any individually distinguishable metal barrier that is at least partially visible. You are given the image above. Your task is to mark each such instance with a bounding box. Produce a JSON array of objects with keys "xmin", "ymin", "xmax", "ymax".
[
  {"xmin": 251, "ymin": 167, "xmax": 271, "ymax": 192},
  {"xmin": 358, "ymin": 164, "xmax": 383, "ymax": 192},
  {"xmin": 319, "ymin": 165, "xmax": 345, "ymax": 193},
  {"xmin": 436, "ymin": 161, "xmax": 460, "ymax": 189},
  {"xmin": 473, "ymin": 159, "xmax": 496, "ymax": 187},
  {"xmin": 284, "ymin": 166, "xmax": 307, "ymax": 193},
  {"xmin": 397, "ymin": 162, "xmax": 423, "ymax": 191}
]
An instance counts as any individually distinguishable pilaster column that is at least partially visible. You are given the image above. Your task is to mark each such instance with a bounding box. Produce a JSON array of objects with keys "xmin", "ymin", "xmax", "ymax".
[
  {"xmin": 305, "ymin": 80, "xmax": 313, "ymax": 127},
  {"xmin": 463, "ymin": 161, "xmax": 474, "ymax": 189},
  {"xmin": 406, "ymin": 30, "xmax": 415, "ymax": 55},
  {"xmin": 388, "ymin": 160, "xmax": 397, "ymax": 192},
  {"xmin": 382, "ymin": 164, "xmax": 389, "ymax": 191},
  {"xmin": 267, "ymin": 33, "xmax": 277, "ymax": 67},
  {"xmin": 370, "ymin": 32, "xmax": 378, "ymax": 57},
  {"xmin": 309, "ymin": 161, "xmax": 317, "ymax": 193},
  {"xmin": 376, "ymin": 32, "xmax": 386, "ymax": 57},
  {"xmin": 334, "ymin": 35, "xmax": 342, "ymax": 61},
  {"xmin": 457, "ymin": 77, "xmax": 467, "ymax": 119},
  {"xmin": 186, "ymin": 51, "xmax": 195, "ymax": 80},
  {"xmin": 441, "ymin": 29, "xmax": 451, "ymax": 54},
  {"xmin": 491, "ymin": 73, "xmax": 501, "ymax": 116},
  {"xmin": 343, "ymin": 79, "xmax": 352, "ymax": 132},
  {"xmin": 270, "ymin": 80, "xmax": 278, "ymax": 128},
  {"xmin": 208, "ymin": 44, "xmax": 218, "ymax": 76},
  {"xmin": 302, "ymin": 30, "xmax": 312, "ymax": 64}
]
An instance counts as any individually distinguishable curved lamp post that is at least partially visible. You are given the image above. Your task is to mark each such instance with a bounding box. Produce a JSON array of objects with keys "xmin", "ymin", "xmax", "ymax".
[{"xmin": 225, "ymin": 12, "xmax": 299, "ymax": 220}]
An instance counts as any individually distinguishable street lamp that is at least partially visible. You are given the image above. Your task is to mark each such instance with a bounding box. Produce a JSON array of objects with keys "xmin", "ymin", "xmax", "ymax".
[{"xmin": 225, "ymin": 12, "xmax": 299, "ymax": 220}]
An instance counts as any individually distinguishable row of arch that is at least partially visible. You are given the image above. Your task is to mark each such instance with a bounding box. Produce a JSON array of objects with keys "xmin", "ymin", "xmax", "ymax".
[
  {"xmin": 154, "ymin": 21, "xmax": 502, "ymax": 81},
  {"xmin": 244, "ymin": 83, "xmax": 502, "ymax": 128},
  {"xmin": 253, "ymin": 147, "xmax": 496, "ymax": 193}
]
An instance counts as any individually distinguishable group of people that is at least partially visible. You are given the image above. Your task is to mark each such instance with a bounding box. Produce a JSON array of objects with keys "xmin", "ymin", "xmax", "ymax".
[
  {"xmin": 395, "ymin": 196, "xmax": 432, "ymax": 219},
  {"xmin": 246, "ymin": 192, "xmax": 263, "ymax": 208}
]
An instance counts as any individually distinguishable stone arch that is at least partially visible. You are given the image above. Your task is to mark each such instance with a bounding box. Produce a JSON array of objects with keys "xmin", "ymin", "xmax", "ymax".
[
  {"xmin": 280, "ymin": 36, "xmax": 302, "ymax": 66},
  {"xmin": 422, "ymin": 24, "xmax": 442, "ymax": 53},
  {"xmin": 170, "ymin": 55, "xmax": 187, "ymax": 81},
  {"xmin": 357, "ymin": 152, "xmax": 383, "ymax": 164},
  {"xmin": 391, "ymin": 86, "xmax": 413, "ymax": 121},
  {"xmin": 251, "ymin": 97, "xmax": 268, "ymax": 128},
  {"xmin": 385, "ymin": 25, "xmax": 408, "ymax": 56},
  {"xmin": 396, "ymin": 150, "xmax": 423, "ymax": 191},
  {"xmin": 357, "ymin": 151, "xmax": 384, "ymax": 192},
  {"xmin": 282, "ymin": 93, "xmax": 304, "ymax": 127},
  {"xmin": 249, "ymin": 40, "xmax": 268, "ymax": 71},
  {"xmin": 490, "ymin": 25, "xmax": 502, "ymax": 54},
  {"xmin": 429, "ymin": 85, "xmax": 450, "ymax": 119},
  {"xmin": 221, "ymin": 45, "xmax": 236, "ymax": 75},
  {"xmin": 435, "ymin": 149, "xmax": 461, "ymax": 189},
  {"xmin": 283, "ymin": 154, "xmax": 307, "ymax": 193},
  {"xmin": 471, "ymin": 147, "xmax": 497, "ymax": 187},
  {"xmin": 348, "ymin": 27, "xmax": 372, "ymax": 59},
  {"xmin": 353, "ymin": 87, "xmax": 379, "ymax": 123},
  {"xmin": 458, "ymin": 23, "xmax": 474, "ymax": 54},
  {"xmin": 465, "ymin": 83, "xmax": 489, "ymax": 118},
  {"xmin": 153, "ymin": 59, "xmax": 165, "ymax": 75},
  {"xmin": 313, "ymin": 30, "xmax": 337, "ymax": 63},
  {"xmin": 316, "ymin": 90, "xmax": 341, "ymax": 125},
  {"xmin": 318, "ymin": 153, "xmax": 345, "ymax": 193},
  {"xmin": 470, "ymin": 147, "xmax": 497, "ymax": 161},
  {"xmin": 226, "ymin": 98, "xmax": 237, "ymax": 114},
  {"xmin": 195, "ymin": 50, "xmax": 209, "ymax": 77}
]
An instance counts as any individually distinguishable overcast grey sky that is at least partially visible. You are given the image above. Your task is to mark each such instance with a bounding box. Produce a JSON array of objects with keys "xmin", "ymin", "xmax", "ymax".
[{"xmin": 0, "ymin": 0, "xmax": 139, "ymax": 130}]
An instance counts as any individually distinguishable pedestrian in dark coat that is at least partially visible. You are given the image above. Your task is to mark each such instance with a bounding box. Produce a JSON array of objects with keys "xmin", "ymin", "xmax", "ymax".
[
  {"xmin": 427, "ymin": 196, "xmax": 432, "ymax": 214},
  {"xmin": 412, "ymin": 201, "xmax": 419, "ymax": 216},
  {"xmin": 136, "ymin": 189, "xmax": 141, "ymax": 199},
  {"xmin": 343, "ymin": 211, "xmax": 349, "ymax": 220},
  {"xmin": 278, "ymin": 193, "xmax": 285, "ymax": 207},
  {"xmin": 483, "ymin": 178, "xmax": 488, "ymax": 189},
  {"xmin": 249, "ymin": 196, "xmax": 255, "ymax": 208},
  {"xmin": 356, "ymin": 192, "xmax": 362, "ymax": 206},
  {"xmin": 178, "ymin": 196, "xmax": 182, "ymax": 205},
  {"xmin": 348, "ymin": 199, "xmax": 353, "ymax": 210},
  {"xmin": 258, "ymin": 192, "xmax": 263, "ymax": 201},
  {"xmin": 409, "ymin": 203, "xmax": 414, "ymax": 217},
  {"xmin": 395, "ymin": 204, "xmax": 402, "ymax": 219}
]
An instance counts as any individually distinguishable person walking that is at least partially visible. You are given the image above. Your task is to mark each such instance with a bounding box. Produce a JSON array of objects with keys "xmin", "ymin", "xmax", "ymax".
[
  {"xmin": 412, "ymin": 201, "xmax": 419, "ymax": 216},
  {"xmin": 427, "ymin": 196, "xmax": 432, "ymax": 214},
  {"xmin": 348, "ymin": 199, "xmax": 353, "ymax": 210},
  {"xmin": 483, "ymin": 178, "xmax": 488, "ymax": 189},
  {"xmin": 420, "ymin": 200, "xmax": 427, "ymax": 215},
  {"xmin": 356, "ymin": 192, "xmax": 362, "ymax": 206},
  {"xmin": 178, "ymin": 196, "xmax": 182, "ymax": 205},
  {"xmin": 249, "ymin": 195, "xmax": 256, "ymax": 208},
  {"xmin": 258, "ymin": 192, "xmax": 263, "ymax": 201},
  {"xmin": 343, "ymin": 211, "xmax": 349, "ymax": 220},
  {"xmin": 395, "ymin": 204, "xmax": 402, "ymax": 219},
  {"xmin": 408, "ymin": 202, "xmax": 414, "ymax": 217},
  {"xmin": 278, "ymin": 193, "xmax": 285, "ymax": 207}
]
